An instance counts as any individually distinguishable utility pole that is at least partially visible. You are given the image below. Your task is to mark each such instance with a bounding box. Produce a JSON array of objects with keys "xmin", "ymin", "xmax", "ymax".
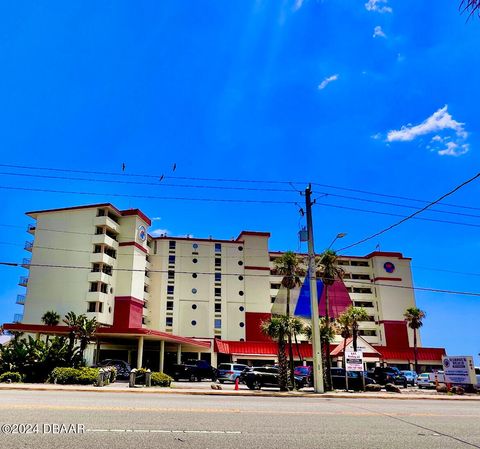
[{"xmin": 305, "ymin": 184, "xmax": 325, "ymax": 393}]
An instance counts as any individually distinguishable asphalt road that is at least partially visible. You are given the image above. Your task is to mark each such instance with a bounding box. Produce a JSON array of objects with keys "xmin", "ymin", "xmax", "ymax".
[{"xmin": 0, "ymin": 390, "xmax": 478, "ymax": 449}]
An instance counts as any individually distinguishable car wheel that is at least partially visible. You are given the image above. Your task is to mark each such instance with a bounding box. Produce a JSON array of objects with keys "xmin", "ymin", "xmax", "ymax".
[
  {"xmin": 189, "ymin": 373, "xmax": 197, "ymax": 382},
  {"xmin": 253, "ymin": 380, "xmax": 262, "ymax": 390},
  {"xmin": 246, "ymin": 383, "xmax": 255, "ymax": 390}
]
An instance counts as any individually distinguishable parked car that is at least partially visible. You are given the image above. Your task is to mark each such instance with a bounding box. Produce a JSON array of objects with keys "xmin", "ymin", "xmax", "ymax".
[
  {"xmin": 216, "ymin": 363, "xmax": 249, "ymax": 383},
  {"xmin": 400, "ymin": 370, "xmax": 418, "ymax": 386},
  {"xmin": 371, "ymin": 366, "xmax": 408, "ymax": 387},
  {"xmin": 245, "ymin": 366, "xmax": 306, "ymax": 390},
  {"xmin": 169, "ymin": 359, "xmax": 217, "ymax": 381},
  {"xmin": 330, "ymin": 367, "xmax": 376, "ymax": 391},
  {"xmin": 294, "ymin": 366, "xmax": 312, "ymax": 385},
  {"xmin": 239, "ymin": 366, "xmax": 253, "ymax": 384},
  {"xmin": 417, "ymin": 372, "xmax": 435, "ymax": 389},
  {"xmin": 97, "ymin": 359, "xmax": 132, "ymax": 380}
]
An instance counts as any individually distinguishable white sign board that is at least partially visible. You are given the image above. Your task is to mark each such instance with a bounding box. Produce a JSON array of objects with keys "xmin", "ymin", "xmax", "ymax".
[
  {"xmin": 442, "ymin": 356, "xmax": 476, "ymax": 385},
  {"xmin": 345, "ymin": 351, "xmax": 363, "ymax": 372}
]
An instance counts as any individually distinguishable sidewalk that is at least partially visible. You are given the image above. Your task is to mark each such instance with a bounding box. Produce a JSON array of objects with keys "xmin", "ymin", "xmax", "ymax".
[{"xmin": 0, "ymin": 381, "xmax": 479, "ymax": 401}]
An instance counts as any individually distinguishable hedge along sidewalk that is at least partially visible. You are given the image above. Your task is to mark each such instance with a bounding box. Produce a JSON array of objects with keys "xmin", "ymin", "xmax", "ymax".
[{"xmin": 0, "ymin": 383, "xmax": 479, "ymax": 401}]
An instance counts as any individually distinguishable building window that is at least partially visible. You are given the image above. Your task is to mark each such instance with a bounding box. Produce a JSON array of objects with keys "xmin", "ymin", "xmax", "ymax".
[
  {"xmin": 166, "ymin": 317, "xmax": 173, "ymax": 327},
  {"xmin": 352, "ymin": 274, "xmax": 370, "ymax": 280},
  {"xmin": 352, "ymin": 287, "xmax": 372, "ymax": 294},
  {"xmin": 192, "ymin": 304, "xmax": 197, "ymax": 310},
  {"xmin": 89, "ymin": 282, "xmax": 98, "ymax": 292},
  {"xmin": 239, "ymin": 322, "xmax": 244, "ymax": 328},
  {"xmin": 215, "ymin": 288, "xmax": 221, "ymax": 297},
  {"xmin": 215, "ymin": 258, "xmax": 221, "ymax": 267},
  {"xmin": 192, "ymin": 288, "xmax": 197, "ymax": 294},
  {"xmin": 215, "ymin": 303, "xmax": 221, "ymax": 313},
  {"xmin": 359, "ymin": 330, "xmax": 377, "ymax": 337},
  {"xmin": 97, "ymin": 208, "xmax": 106, "ymax": 217},
  {"xmin": 351, "ymin": 260, "xmax": 369, "ymax": 267},
  {"xmin": 239, "ymin": 291, "xmax": 244, "ymax": 296},
  {"xmin": 214, "ymin": 319, "xmax": 221, "ymax": 329},
  {"xmin": 168, "ymin": 255, "xmax": 176, "ymax": 265},
  {"xmin": 270, "ymin": 283, "xmax": 281, "ymax": 290},
  {"xmin": 215, "ymin": 243, "xmax": 221, "ymax": 253},
  {"xmin": 192, "ymin": 273, "xmax": 198, "ymax": 279},
  {"xmin": 238, "ymin": 261, "xmax": 243, "ymax": 266},
  {"xmin": 239, "ymin": 306, "xmax": 244, "ymax": 312},
  {"xmin": 87, "ymin": 302, "xmax": 96, "ymax": 313},
  {"xmin": 98, "ymin": 302, "xmax": 104, "ymax": 313},
  {"xmin": 337, "ymin": 260, "xmax": 350, "ymax": 266},
  {"xmin": 215, "ymin": 272, "xmax": 221, "ymax": 282},
  {"xmin": 168, "ymin": 270, "xmax": 175, "ymax": 280},
  {"xmin": 238, "ymin": 275, "xmax": 244, "ymax": 281},
  {"xmin": 166, "ymin": 301, "xmax": 174, "ymax": 311},
  {"xmin": 191, "ymin": 320, "xmax": 197, "ymax": 326},
  {"xmin": 167, "ymin": 285, "xmax": 174, "ymax": 295},
  {"xmin": 271, "ymin": 296, "xmax": 276, "ymax": 303},
  {"xmin": 354, "ymin": 301, "xmax": 374, "ymax": 308},
  {"xmin": 238, "ymin": 246, "xmax": 243, "ymax": 251},
  {"xmin": 192, "ymin": 258, "xmax": 198, "ymax": 264},
  {"xmin": 94, "ymin": 245, "xmax": 102, "ymax": 254},
  {"xmin": 169, "ymin": 241, "xmax": 176, "ymax": 250}
]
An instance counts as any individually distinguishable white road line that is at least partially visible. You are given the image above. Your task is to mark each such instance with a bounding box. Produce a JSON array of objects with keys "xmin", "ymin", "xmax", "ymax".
[{"xmin": 87, "ymin": 429, "xmax": 242, "ymax": 434}]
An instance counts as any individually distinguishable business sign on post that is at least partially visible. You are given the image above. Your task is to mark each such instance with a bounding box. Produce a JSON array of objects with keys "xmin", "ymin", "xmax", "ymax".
[
  {"xmin": 345, "ymin": 351, "xmax": 363, "ymax": 372},
  {"xmin": 442, "ymin": 356, "xmax": 476, "ymax": 385}
]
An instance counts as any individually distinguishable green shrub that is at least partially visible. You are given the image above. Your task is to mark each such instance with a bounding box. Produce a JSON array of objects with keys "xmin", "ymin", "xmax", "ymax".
[
  {"xmin": 0, "ymin": 371, "xmax": 23, "ymax": 383},
  {"xmin": 48, "ymin": 367, "xmax": 99, "ymax": 385},
  {"xmin": 151, "ymin": 372, "xmax": 173, "ymax": 387}
]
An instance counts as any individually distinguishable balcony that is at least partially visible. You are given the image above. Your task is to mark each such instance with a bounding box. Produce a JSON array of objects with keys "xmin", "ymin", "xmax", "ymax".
[
  {"xmin": 90, "ymin": 252, "xmax": 116, "ymax": 266},
  {"xmin": 13, "ymin": 313, "xmax": 23, "ymax": 323},
  {"xmin": 19, "ymin": 276, "xmax": 29, "ymax": 287},
  {"xmin": 143, "ymin": 290, "xmax": 151, "ymax": 301},
  {"xmin": 27, "ymin": 223, "xmax": 36, "ymax": 235},
  {"xmin": 21, "ymin": 258, "xmax": 31, "ymax": 269},
  {"xmin": 87, "ymin": 271, "xmax": 111, "ymax": 284},
  {"xmin": 91, "ymin": 233, "xmax": 119, "ymax": 250},
  {"xmin": 16, "ymin": 294, "xmax": 25, "ymax": 305},
  {"xmin": 24, "ymin": 241, "xmax": 33, "ymax": 252},
  {"xmin": 86, "ymin": 291, "xmax": 109, "ymax": 303},
  {"xmin": 144, "ymin": 275, "xmax": 151, "ymax": 286},
  {"xmin": 94, "ymin": 215, "xmax": 120, "ymax": 233}
]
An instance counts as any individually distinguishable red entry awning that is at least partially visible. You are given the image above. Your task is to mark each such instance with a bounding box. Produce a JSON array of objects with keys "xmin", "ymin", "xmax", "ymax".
[{"xmin": 376, "ymin": 346, "xmax": 446, "ymax": 362}]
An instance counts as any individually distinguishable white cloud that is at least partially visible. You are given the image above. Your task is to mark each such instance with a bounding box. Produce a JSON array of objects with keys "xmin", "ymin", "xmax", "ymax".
[
  {"xmin": 150, "ymin": 228, "xmax": 170, "ymax": 237},
  {"xmin": 373, "ymin": 25, "xmax": 386, "ymax": 38},
  {"xmin": 150, "ymin": 217, "xmax": 162, "ymax": 221},
  {"xmin": 386, "ymin": 105, "xmax": 470, "ymax": 157},
  {"xmin": 365, "ymin": 0, "xmax": 392, "ymax": 13},
  {"xmin": 293, "ymin": 0, "xmax": 304, "ymax": 11},
  {"xmin": 318, "ymin": 74, "xmax": 339, "ymax": 90}
]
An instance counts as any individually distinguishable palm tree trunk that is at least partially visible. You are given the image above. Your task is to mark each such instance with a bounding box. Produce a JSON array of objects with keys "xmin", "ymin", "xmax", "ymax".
[
  {"xmin": 352, "ymin": 323, "xmax": 358, "ymax": 352},
  {"xmin": 324, "ymin": 286, "xmax": 331, "ymax": 391},
  {"xmin": 413, "ymin": 328, "xmax": 418, "ymax": 373},
  {"xmin": 343, "ymin": 336, "xmax": 348, "ymax": 391},
  {"xmin": 294, "ymin": 332, "xmax": 302, "ymax": 364},
  {"xmin": 286, "ymin": 288, "xmax": 295, "ymax": 387},
  {"xmin": 278, "ymin": 334, "xmax": 289, "ymax": 391}
]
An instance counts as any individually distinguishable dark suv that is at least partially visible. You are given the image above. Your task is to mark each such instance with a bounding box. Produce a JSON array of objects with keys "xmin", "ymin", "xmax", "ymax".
[
  {"xmin": 169, "ymin": 359, "xmax": 217, "ymax": 382},
  {"xmin": 244, "ymin": 366, "xmax": 306, "ymax": 390},
  {"xmin": 371, "ymin": 366, "xmax": 408, "ymax": 387}
]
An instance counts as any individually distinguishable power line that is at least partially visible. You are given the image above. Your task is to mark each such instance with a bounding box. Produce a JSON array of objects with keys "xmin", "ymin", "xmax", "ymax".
[
  {"xmin": 2, "ymin": 261, "xmax": 480, "ymax": 297},
  {"xmin": 2, "ymin": 171, "xmax": 480, "ymax": 220},
  {"xmin": 337, "ymin": 171, "xmax": 480, "ymax": 252},
  {"xmin": 1, "ymin": 162, "xmax": 478, "ymax": 212}
]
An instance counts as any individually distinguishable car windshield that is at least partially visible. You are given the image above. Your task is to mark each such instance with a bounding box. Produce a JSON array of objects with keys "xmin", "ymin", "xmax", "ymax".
[
  {"xmin": 295, "ymin": 367, "xmax": 310, "ymax": 374},
  {"xmin": 218, "ymin": 364, "xmax": 231, "ymax": 370}
]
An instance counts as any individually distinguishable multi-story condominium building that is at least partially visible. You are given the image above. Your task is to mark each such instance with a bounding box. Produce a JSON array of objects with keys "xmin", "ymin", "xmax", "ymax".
[{"xmin": 4, "ymin": 203, "xmax": 445, "ymax": 371}]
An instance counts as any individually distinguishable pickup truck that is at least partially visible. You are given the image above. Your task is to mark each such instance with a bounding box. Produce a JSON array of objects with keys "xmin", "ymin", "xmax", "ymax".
[{"xmin": 169, "ymin": 359, "xmax": 217, "ymax": 382}]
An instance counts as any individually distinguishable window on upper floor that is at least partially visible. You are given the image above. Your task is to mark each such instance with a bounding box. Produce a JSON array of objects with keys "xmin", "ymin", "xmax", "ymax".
[
  {"xmin": 166, "ymin": 301, "xmax": 174, "ymax": 311},
  {"xmin": 337, "ymin": 260, "xmax": 350, "ymax": 266},
  {"xmin": 352, "ymin": 274, "xmax": 370, "ymax": 280},
  {"xmin": 270, "ymin": 283, "xmax": 281, "ymax": 290},
  {"xmin": 167, "ymin": 285, "xmax": 174, "ymax": 295},
  {"xmin": 166, "ymin": 317, "xmax": 173, "ymax": 327},
  {"xmin": 87, "ymin": 302, "xmax": 97, "ymax": 312},
  {"xmin": 215, "ymin": 288, "xmax": 221, "ymax": 297},
  {"xmin": 214, "ymin": 319, "xmax": 222, "ymax": 329},
  {"xmin": 168, "ymin": 255, "xmax": 175, "ymax": 265},
  {"xmin": 215, "ymin": 243, "xmax": 221, "ymax": 253},
  {"xmin": 353, "ymin": 301, "xmax": 374, "ymax": 308},
  {"xmin": 215, "ymin": 303, "xmax": 222, "ymax": 313},
  {"xmin": 215, "ymin": 272, "xmax": 221, "ymax": 282},
  {"xmin": 215, "ymin": 258, "xmax": 221, "ymax": 267},
  {"xmin": 359, "ymin": 329, "xmax": 377, "ymax": 337},
  {"xmin": 352, "ymin": 287, "xmax": 372, "ymax": 294},
  {"xmin": 169, "ymin": 241, "xmax": 176, "ymax": 250},
  {"xmin": 351, "ymin": 260, "xmax": 369, "ymax": 267},
  {"xmin": 168, "ymin": 270, "xmax": 175, "ymax": 280}
]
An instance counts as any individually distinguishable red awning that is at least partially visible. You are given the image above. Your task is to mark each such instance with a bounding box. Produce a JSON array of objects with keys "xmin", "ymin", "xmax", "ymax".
[
  {"xmin": 3, "ymin": 323, "xmax": 210, "ymax": 349},
  {"xmin": 376, "ymin": 347, "xmax": 445, "ymax": 362}
]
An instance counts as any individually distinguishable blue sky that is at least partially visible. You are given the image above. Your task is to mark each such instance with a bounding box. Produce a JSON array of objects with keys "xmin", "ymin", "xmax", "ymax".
[{"xmin": 0, "ymin": 0, "xmax": 479, "ymax": 364}]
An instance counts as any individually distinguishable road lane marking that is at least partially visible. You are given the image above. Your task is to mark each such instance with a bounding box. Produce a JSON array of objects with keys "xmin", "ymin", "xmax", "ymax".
[{"xmin": 85, "ymin": 429, "xmax": 242, "ymax": 434}]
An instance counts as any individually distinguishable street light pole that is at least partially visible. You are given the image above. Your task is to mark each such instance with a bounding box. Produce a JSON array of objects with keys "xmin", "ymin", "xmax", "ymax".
[{"xmin": 305, "ymin": 184, "xmax": 324, "ymax": 394}]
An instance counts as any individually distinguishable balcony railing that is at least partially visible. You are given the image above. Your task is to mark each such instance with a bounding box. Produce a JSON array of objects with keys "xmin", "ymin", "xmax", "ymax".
[
  {"xmin": 19, "ymin": 276, "xmax": 29, "ymax": 287},
  {"xmin": 22, "ymin": 258, "xmax": 31, "ymax": 268},
  {"xmin": 16, "ymin": 294, "xmax": 26, "ymax": 305},
  {"xmin": 27, "ymin": 224, "xmax": 36, "ymax": 234},
  {"xmin": 24, "ymin": 241, "xmax": 33, "ymax": 251},
  {"xmin": 13, "ymin": 313, "xmax": 23, "ymax": 323}
]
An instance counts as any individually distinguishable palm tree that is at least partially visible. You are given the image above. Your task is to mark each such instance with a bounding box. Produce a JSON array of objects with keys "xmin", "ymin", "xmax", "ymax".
[
  {"xmin": 336, "ymin": 310, "xmax": 352, "ymax": 367},
  {"xmin": 461, "ymin": 0, "xmax": 480, "ymax": 18},
  {"xmin": 75, "ymin": 315, "xmax": 98, "ymax": 362},
  {"xmin": 404, "ymin": 307, "xmax": 426, "ymax": 374},
  {"xmin": 41, "ymin": 311, "xmax": 60, "ymax": 344},
  {"xmin": 345, "ymin": 306, "xmax": 369, "ymax": 352},
  {"xmin": 317, "ymin": 249, "xmax": 344, "ymax": 390},
  {"xmin": 261, "ymin": 315, "xmax": 290, "ymax": 391},
  {"xmin": 274, "ymin": 251, "xmax": 305, "ymax": 386},
  {"xmin": 63, "ymin": 312, "xmax": 81, "ymax": 365}
]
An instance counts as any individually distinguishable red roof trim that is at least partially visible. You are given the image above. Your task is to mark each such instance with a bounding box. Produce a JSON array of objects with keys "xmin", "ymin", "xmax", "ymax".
[
  {"xmin": 374, "ymin": 346, "xmax": 446, "ymax": 361},
  {"xmin": 26, "ymin": 203, "xmax": 121, "ymax": 218},
  {"xmin": 372, "ymin": 277, "xmax": 403, "ymax": 283},
  {"xmin": 2, "ymin": 323, "xmax": 210, "ymax": 348},
  {"xmin": 244, "ymin": 266, "xmax": 270, "ymax": 271},
  {"xmin": 119, "ymin": 242, "xmax": 148, "ymax": 254},
  {"xmin": 151, "ymin": 236, "xmax": 244, "ymax": 244},
  {"xmin": 120, "ymin": 209, "xmax": 151, "ymax": 226}
]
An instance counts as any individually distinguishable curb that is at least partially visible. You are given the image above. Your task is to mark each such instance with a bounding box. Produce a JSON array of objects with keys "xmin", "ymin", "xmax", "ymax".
[{"xmin": 1, "ymin": 385, "xmax": 479, "ymax": 401}]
